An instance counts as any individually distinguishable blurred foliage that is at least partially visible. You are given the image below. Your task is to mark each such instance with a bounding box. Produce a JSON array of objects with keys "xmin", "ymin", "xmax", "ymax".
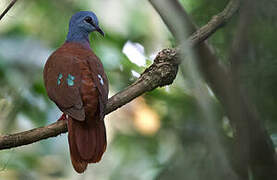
[{"xmin": 0, "ymin": 0, "xmax": 277, "ymax": 180}]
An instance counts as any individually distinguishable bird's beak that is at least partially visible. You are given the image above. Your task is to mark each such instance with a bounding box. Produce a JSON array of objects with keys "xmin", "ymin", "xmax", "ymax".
[
  {"xmin": 89, "ymin": 21, "xmax": 105, "ymax": 36},
  {"xmin": 95, "ymin": 26, "xmax": 105, "ymax": 36}
]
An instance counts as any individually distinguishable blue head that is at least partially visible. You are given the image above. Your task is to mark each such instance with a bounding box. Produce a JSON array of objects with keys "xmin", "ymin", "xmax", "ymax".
[{"xmin": 66, "ymin": 11, "xmax": 104, "ymax": 45}]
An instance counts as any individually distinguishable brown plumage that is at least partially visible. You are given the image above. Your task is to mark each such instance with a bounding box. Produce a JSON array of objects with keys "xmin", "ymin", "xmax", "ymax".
[{"xmin": 43, "ymin": 42, "xmax": 108, "ymax": 173}]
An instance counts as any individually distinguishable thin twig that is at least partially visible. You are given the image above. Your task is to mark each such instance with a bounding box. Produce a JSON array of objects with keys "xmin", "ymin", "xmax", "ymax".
[{"xmin": 0, "ymin": 0, "xmax": 18, "ymax": 21}]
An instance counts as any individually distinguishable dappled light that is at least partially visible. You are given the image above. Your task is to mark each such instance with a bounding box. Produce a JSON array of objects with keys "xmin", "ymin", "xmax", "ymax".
[{"xmin": 133, "ymin": 98, "xmax": 160, "ymax": 135}]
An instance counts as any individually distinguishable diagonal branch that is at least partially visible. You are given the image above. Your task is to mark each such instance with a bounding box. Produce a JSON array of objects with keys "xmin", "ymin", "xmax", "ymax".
[
  {"xmin": 0, "ymin": 0, "xmax": 18, "ymax": 21},
  {"xmin": 0, "ymin": 0, "xmax": 239, "ymax": 150},
  {"xmin": 149, "ymin": 0, "xmax": 240, "ymax": 104},
  {"xmin": 0, "ymin": 49, "xmax": 178, "ymax": 150},
  {"xmin": 149, "ymin": 0, "xmax": 240, "ymax": 43}
]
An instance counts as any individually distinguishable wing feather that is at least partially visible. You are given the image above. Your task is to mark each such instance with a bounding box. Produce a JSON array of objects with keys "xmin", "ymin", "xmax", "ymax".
[
  {"xmin": 87, "ymin": 55, "xmax": 109, "ymax": 121},
  {"xmin": 43, "ymin": 47, "xmax": 85, "ymax": 121}
]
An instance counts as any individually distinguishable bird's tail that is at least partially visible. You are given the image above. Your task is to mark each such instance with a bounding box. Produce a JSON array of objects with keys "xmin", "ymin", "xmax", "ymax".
[{"xmin": 67, "ymin": 116, "xmax": 107, "ymax": 173}]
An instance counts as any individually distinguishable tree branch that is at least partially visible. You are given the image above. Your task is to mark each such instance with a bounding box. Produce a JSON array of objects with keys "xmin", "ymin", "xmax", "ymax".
[
  {"xmin": 0, "ymin": 0, "xmax": 18, "ymax": 21},
  {"xmin": 0, "ymin": 48, "xmax": 179, "ymax": 150},
  {"xmin": 149, "ymin": 0, "xmax": 240, "ymax": 45},
  {"xmin": 0, "ymin": 0, "xmax": 239, "ymax": 150},
  {"xmin": 149, "ymin": 0, "xmax": 239, "ymax": 105}
]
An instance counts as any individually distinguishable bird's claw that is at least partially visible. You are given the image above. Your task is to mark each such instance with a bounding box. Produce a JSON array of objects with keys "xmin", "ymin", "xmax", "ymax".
[{"xmin": 58, "ymin": 113, "xmax": 68, "ymax": 121}]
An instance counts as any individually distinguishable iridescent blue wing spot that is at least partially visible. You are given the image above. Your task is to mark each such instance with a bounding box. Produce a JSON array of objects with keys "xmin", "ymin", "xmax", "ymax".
[
  {"xmin": 57, "ymin": 73, "xmax": 63, "ymax": 85},
  {"xmin": 67, "ymin": 74, "xmax": 75, "ymax": 86}
]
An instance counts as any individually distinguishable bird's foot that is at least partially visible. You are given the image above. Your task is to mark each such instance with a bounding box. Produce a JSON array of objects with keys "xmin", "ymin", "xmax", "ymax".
[{"xmin": 58, "ymin": 113, "xmax": 68, "ymax": 121}]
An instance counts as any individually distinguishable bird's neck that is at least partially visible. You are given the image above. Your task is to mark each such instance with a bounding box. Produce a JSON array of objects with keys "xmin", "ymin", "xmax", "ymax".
[{"xmin": 66, "ymin": 28, "xmax": 91, "ymax": 49}]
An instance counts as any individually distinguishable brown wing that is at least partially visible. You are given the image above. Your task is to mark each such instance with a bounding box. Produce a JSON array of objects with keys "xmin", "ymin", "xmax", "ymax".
[
  {"xmin": 86, "ymin": 53, "xmax": 109, "ymax": 120},
  {"xmin": 43, "ymin": 49, "xmax": 85, "ymax": 121}
]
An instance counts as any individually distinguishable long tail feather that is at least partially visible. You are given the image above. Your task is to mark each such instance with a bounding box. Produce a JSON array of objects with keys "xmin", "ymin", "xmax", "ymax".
[
  {"xmin": 67, "ymin": 118, "xmax": 87, "ymax": 173},
  {"xmin": 93, "ymin": 122, "xmax": 107, "ymax": 162},
  {"xmin": 67, "ymin": 116, "xmax": 107, "ymax": 173}
]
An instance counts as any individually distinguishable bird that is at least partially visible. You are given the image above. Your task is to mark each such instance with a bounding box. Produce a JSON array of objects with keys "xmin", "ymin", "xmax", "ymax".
[{"xmin": 43, "ymin": 11, "xmax": 109, "ymax": 173}]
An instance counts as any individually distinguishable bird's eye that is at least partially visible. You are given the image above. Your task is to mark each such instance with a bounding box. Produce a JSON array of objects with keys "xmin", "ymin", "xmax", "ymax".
[{"xmin": 84, "ymin": 16, "xmax": 92, "ymax": 23}]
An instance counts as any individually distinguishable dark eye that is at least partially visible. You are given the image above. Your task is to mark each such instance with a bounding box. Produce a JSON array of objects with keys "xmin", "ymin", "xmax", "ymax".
[{"xmin": 84, "ymin": 16, "xmax": 92, "ymax": 23}]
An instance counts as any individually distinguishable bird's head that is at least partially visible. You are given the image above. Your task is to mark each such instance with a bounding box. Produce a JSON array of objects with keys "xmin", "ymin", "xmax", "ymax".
[{"xmin": 68, "ymin": 11, "xmax": 104, "ymax": 36}]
